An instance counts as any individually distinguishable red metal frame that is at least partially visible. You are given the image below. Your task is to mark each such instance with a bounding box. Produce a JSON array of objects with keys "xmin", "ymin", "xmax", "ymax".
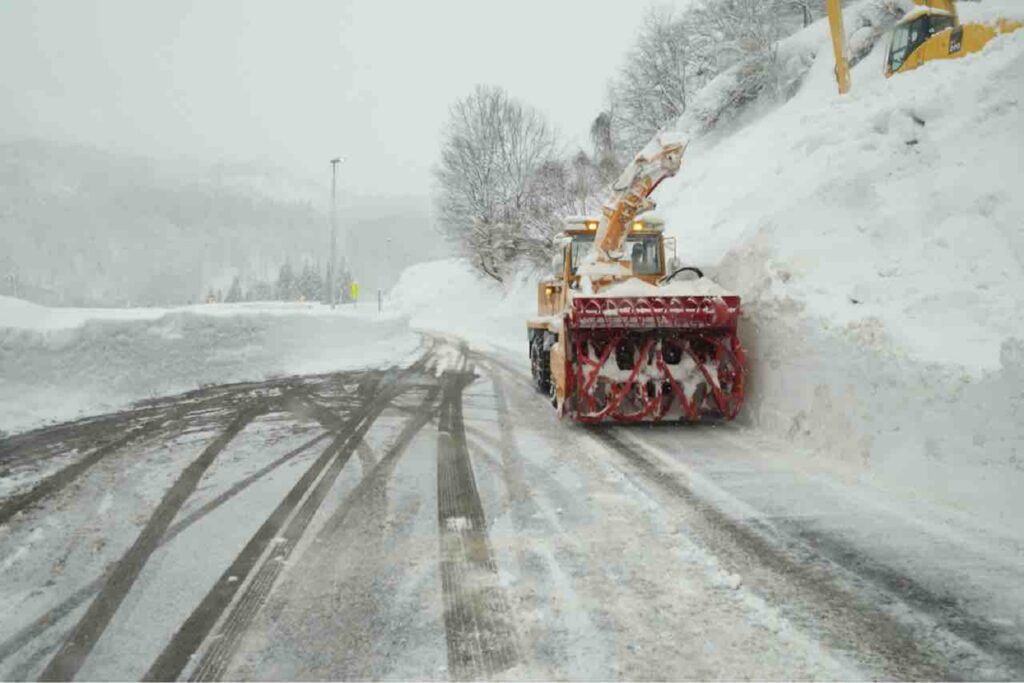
[{"xmin": 564, "ymin": 294, "xmax": 746, "ymax": 423}]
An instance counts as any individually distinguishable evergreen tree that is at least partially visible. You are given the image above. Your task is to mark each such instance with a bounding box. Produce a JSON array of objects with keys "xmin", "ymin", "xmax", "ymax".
[
  {"xmin": 298, "ymin": 261, "xmax": 321, "ymax": 301},
  {"xmin": 337, "ymin": 265, "xmax": 354, "ymax": 303},
  {"xmin": 248, "ymin": 279, "xmax": 273, "ymax": 302},
  {"xmin": 276, "ymin": 262, "xmax": 296, "ymax": 301},
  {"xmin": 225, "ymin": 275, "xmax": 243, "ymax": 303},
  {"xmin": 315, "ymin": 263, "xmax": 327, "ymax": 303},
  {"xmin": 315, "ymin": 262, "xmax": 327, "ymax": 302}
]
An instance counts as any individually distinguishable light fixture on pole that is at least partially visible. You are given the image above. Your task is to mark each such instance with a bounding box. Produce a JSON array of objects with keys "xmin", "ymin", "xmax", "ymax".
[{"xmin": 328, "ymin": 156, "xmax": 344, "ymax": 309}]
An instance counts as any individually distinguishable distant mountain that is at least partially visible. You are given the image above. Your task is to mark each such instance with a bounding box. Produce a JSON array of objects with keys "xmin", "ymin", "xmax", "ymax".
[{"xmin": 0, "ymin": 140, "xmax": 336, "ymax": 306}]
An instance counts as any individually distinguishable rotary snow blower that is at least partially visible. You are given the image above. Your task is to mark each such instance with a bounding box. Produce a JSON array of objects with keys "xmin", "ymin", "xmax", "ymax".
[{"xmin": 526, "ymin": 135, "xmax": 746, "ymax": 423}]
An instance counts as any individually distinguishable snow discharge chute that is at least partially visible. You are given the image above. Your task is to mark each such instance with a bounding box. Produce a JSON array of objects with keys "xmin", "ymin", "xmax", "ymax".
[{"xmin": 527, "ymin": 134, "xmax": 747, "ymax": 423}]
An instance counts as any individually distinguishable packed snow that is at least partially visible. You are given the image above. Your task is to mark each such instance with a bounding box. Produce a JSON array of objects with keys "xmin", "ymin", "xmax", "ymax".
[
  {"xmin": 653, "ymin": 4, "xmax": 1024, "ymax": 526},
  {"xmin": 591, "ymin": 275, "xmax": 733, "ymax": 298},
  {"xmin": 388, "ymin": 259, "xmax": 534, "ymax": 353},
  {"xmin": 0, "ymin": 297, "xmax": 419, "ymax": 434}
]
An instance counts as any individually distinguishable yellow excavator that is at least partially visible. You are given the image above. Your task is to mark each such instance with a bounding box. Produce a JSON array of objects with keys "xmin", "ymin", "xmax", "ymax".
[{"xmin": 826, "ymin": 0, "xmax": 1022, "ymax": 93}]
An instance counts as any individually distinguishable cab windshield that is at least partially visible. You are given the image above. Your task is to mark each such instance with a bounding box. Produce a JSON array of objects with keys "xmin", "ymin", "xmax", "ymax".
[
  {"xmin": 889, "ymin": 13, "xmax": 955, "ymax": 72},
  {"xmin": 570, "ymin": 234, "xmax": 662, "ymax": 276}
]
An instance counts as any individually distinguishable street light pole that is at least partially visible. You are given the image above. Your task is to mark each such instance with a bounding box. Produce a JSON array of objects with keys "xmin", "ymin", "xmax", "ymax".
[{"xmin": 329, "ymin": 157, "xmax": 343, "ymax": 309}]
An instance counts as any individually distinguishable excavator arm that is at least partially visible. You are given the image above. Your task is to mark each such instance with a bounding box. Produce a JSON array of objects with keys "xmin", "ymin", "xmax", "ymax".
[
  {"xmin": 914, "ymin": 0, "xmax": 958, "ymax": 22},
  {"xmin": 827, "ymin": 0, "xmax": 851, "ymax": 94}
]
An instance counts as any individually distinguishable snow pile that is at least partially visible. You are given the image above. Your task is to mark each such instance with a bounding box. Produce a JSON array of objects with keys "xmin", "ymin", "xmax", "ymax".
[
  {"xmin": 593, "ymin": 275, "xmax": 733, "ymax": 298},
  {"xmin": 655, "ymin": 4, "xmax": 1024, "ymax": 524},
  {"xmin": 388, "ymin": 258, "xmax": 535, "ymax": 354},
  {"xmin": 0, "ymin": 298, "xmax": 419, "ymax": 433},
  {"xmin": 0, "ymin": 295, "xmax": 172, "ymax": 330}
]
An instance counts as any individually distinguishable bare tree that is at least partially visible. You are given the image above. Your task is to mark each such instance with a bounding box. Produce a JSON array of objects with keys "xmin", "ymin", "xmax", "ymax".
[
  {"xmin": 435, "ymin": 85, "xmax": 561, "ymax": 282},
  {"xmin": 608, "ymin": 7, "xmax": 704, "ymax": 154},
  {"xmin": 568, "ymin": 151, "xmax": 603, "ymax": 217},
  {"xmin": 514, "ymin": 151, "xmax": 607, "ymax": 267},
  {"xmin": 590, "ymin": 110, "xmax": 622, "ymax": 186},
  {"xmin": 783, "ymin": 0, "xmax": 820, "ymax": 28},
  {"xmin": 688, "ymin": 0, "xmax": 788, "ymax": 77}
]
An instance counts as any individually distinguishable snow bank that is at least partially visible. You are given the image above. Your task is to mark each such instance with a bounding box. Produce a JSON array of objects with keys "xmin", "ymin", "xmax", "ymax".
[
  {"xmin": 655, "ymin": 8, "xmax": 1024, "ymax": 525},
  {"xmin": 0, "ymin": 295, "xmax": 171, "ymax": 330},
  {"xmin": 594, "ymin": 275, "xmax": 733, "ymax": 298},
  {"xmin": 388, "ymin": 258, "xmax": 534, "ymax": 354},
  {"xmin": 0, "ymin": 299, "xmax": 419, "ymax": 434}
]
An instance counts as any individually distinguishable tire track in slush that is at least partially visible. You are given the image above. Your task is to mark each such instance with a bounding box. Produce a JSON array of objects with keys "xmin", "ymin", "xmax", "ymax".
[
  {"xmin": 0, "ymin": 405, "xmax": 162, "ymax": 470},
  {"xmin": 0, "ymin": 378, "xmax": 313, "ymax": 528},
  {"xmin": 1, "ymin": 366, "xmax": 408, "ymax": 677},
  {"xmin": 0, "ymin": 401, "xmax": 197, "ymax": 528},
  {"xmin": 0, "ymin": 377, "xmax": 353, "ymax": 670},
  {"xmin": 37, "ymin": 401, "xmax": 266, "ymax": 682},
  {"xmin": 436, "ymin": 366, "xmax": 519, "ymax": 680},
  {"xmin": 145, "ymin": 356, "xmax": 433, "ymax": 682},
  {"xmin": 0, "ymin": 431, "xmax": 330, "ymax": 670},
  {"xmin": 191, "ymin": 384, "xmax": 444, "ymax": 681},
  {"xmin": 477, "ymin": 354, "xmax": 965, "ymax": 677},
  {"xmin": 477, "ymin": 354, "xmax": 981, "ymax": 678},
  {"xmin": 142, "ymin": 373, "xmax": 390, "ymax": 682},
  {"xmin": 773, "ymin": 516, "xmax": 1024, "ymax": 677},
  {"xmin": 589, "ymin": 428, "xmax": 961, "ymax": 680}
]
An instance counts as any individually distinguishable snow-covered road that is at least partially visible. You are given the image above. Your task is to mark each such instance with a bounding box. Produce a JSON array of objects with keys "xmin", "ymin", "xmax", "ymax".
[{"xmin": 1, "ymin": 337, "xmax": 1022, "ymax": 681}]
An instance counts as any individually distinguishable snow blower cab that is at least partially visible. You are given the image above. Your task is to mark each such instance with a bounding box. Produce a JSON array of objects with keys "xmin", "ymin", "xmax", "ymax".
[
  {"xmin": 527, "ymin": 135, "xmax": 746, "ymax": 423},
  {"xmin": 534, "ymin": 214, "xmax": 669, "ymax": 314}
]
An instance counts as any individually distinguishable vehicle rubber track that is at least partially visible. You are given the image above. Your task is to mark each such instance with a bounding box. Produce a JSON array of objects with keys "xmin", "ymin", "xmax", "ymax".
[{"xmin": 436, "ymin": 365, "xmax": 520, "ymax": 680}]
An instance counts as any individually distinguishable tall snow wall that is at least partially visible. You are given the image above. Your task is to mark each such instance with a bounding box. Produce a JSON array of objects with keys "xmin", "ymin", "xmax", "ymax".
[{"xmin": 657, "ymin": 1, "xmax": 1024, "ymax": 525}]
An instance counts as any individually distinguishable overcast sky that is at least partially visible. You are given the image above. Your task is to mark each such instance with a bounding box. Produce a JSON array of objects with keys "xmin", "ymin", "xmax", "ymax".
[{"xmin": 0, "ymin": 0, "xmax": 690, "ymax": 200}]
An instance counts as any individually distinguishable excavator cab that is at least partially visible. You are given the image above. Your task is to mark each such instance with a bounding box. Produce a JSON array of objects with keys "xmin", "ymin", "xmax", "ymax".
[
  {"xmin": 881, "ymin": 2, "xmax": 1021, "ymax": 78},
  {"xmin": 831, "ymin": 0, "xmax": 1021, "ymax": 85},
  {"xmin": 887, "ymin": 10, "xmax": 956, "ymax": 74}
]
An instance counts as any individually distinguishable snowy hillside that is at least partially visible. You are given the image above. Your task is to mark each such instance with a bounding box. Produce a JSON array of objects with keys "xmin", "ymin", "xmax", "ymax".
[
  {"xmin": 653, "ymin": 2, "xmax": 1024, "ymax": 522},
  {"xmin": 663, "ymin": 0, "xmax": 1024, "ymax": 372},
  {"xmin": 393, "ymin": 4, "xmax": 1024, "ymax": 525}
]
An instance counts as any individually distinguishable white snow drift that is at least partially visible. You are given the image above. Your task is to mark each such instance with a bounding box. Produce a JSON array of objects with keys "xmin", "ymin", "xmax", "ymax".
[
  {"xmin": 388, "ymin": 258, "xmax": 535, "ymax": 352},
  {"xmin": 656, "ymin": 3, "xmax": 1024, "ymax": 524},
  {"xmin": 0, "ymin": 297, "xmax": 419, "ymax": 433}
]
